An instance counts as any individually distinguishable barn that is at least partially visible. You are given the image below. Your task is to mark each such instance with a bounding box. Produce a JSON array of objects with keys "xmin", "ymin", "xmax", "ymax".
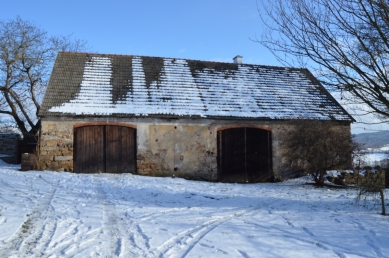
[{"xmin": 37, "ymin": 52, "xmax": 353, "ymax": 182}]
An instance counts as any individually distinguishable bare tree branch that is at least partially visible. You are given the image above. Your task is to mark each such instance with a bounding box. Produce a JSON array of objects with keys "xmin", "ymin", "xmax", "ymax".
[
  {"xmin": 256, "ymin": 0, "xmax": 389, "ymax": 121},
  {"xmin": 0, "ymin": 17, "xmax": 89, "ymax": 137}
]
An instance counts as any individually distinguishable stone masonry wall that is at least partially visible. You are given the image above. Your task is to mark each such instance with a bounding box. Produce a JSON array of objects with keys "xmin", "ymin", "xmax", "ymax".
[
  {"xmin": 38, "ymin": 121, "xmax": 74, "ymax": 171},
  {"xmin": 330, "ymin": 170, "xmax": 386, "ymax": 188},
  {"xmin": 38, "ymin": 117, "xmax": 352, "ymax": 181},
  {"xmin": 136, "ymin": 124, "xmax": 218, "ymax": 180},
  {"xmin": 0, "ymin": 133, "xmax": 21, "ymax": 164}
]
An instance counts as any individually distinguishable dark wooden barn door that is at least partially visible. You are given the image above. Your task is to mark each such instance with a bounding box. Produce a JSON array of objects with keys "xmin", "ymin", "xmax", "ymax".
[
  {"xmin": 74, "ymin": 126, "xmax": 105, "ymax": 173},
  {"xmin": 105, "ymin": 126, "xmax": 136, "ymax": 173},
  {"xmin": 74, "ymin": 125, "xmax": 136, "ymax": 173},
  {"xmin": 218, "ymin": 128, "xmax": 245, "ymax": 182},
  {"xmin": 218, "ymin": 128, "xmax": 272, "ymax": 183}
]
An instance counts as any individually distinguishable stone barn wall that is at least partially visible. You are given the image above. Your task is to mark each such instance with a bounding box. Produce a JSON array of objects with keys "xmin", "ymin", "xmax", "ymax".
[
  {"xmin": 38, "ymin": 121, "xmax": 74, "ymax": 171},
  {"xmin": 38, "ymin": 117, "xmax": 351, "ymax": 181},
  {"xmin": 0, "ymin": 133, "xmax": 21, "ymax": 164}
]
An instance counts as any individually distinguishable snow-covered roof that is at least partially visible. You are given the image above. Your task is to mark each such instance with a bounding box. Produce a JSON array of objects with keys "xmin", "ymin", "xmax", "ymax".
[{"xmin": 39, "ymin": 52, "xmax": 353, "ymax": 121}]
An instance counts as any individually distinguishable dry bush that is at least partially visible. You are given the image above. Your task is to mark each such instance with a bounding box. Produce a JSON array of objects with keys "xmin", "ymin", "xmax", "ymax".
[
  {"xmin": 356, "ymin": 167, "xmax": 387, "ymax": 215},
  {"xmin": 280, "ymin": 120, "xmax": 357, "ymax": 185}
]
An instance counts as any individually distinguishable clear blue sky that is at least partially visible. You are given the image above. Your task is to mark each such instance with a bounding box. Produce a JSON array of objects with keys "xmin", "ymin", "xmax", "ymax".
[
  {"xmin": 1, "ymin": 0, "xmax": 385, "ymax": 133},
  {"xmin": 1, "ymin": 0, "xmax": 277, "ymax": 65}
]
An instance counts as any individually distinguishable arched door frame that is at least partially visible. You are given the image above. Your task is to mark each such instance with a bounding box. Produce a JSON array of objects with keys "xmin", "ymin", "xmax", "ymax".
[
  {"xmin": 74, "ymin": 123, "xmax": 137, "ymax": 173},
  {"xmin": 217, "ymin": 126, "xmax": 272, "ymax": 183}
]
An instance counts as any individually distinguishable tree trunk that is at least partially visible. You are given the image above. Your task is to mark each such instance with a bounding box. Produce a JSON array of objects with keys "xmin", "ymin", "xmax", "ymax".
[{"xmin": 379, "ymin": 189, "xmax": 386, "ymax": 215}]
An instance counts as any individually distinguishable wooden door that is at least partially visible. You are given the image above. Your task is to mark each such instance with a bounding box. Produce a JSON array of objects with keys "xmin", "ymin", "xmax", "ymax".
[
  {"xmin": 246, "ymin": 128, "xmax": 272, "ymax": 182},
  {"xmin": 218, "ymin": 127, "xmax": 272, "ymax": 183},
  {"xmin": 219, "ymin": 128, "xmax": 246, "ymax": 182},
  {"xmin": 74, "ymin": 126, "xmax": 105, "ymax": 173},
  {"xmin": 105, "ymin": 126, "xmax": 136, "ymax": 173},
  {"xmin": 74, "ymin": 125, "xmax": 136, "ymax": 173}
]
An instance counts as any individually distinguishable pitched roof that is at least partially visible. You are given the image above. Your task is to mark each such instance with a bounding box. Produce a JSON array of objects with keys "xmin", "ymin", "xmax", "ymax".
[{"xmin": 39, "ymin": 52, "xmax": 353, "ymax": 121}]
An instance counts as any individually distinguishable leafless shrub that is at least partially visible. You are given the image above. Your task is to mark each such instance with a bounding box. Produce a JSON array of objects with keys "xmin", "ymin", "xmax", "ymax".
[
  {"xmin": 280, "ymin": 120, "xmax": 358, "ymax": 185},
  {"xmin": 356, "ymin": 167, "xmax": 386, "ymax": 215}
]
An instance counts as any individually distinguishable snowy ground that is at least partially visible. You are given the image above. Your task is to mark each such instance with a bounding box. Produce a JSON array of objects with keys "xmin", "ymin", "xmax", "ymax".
[
  {"xmin": 363, "ymin": 152, "xmax": 389, "ymax": 164},
  {"xmin": 363, "ymin": 144, "xmax": 389, "ymax": 165},
  {"xmin": 0, "ymin": 161, "xmax": 388, "ymax": 258}
]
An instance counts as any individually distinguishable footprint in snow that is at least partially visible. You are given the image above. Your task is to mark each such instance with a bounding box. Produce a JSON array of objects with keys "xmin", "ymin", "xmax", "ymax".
[
  {"xmin": 315, "ymin": 242, "xmax": 329, "ymax": 250},
  {"xmin": 363, "ymin": 235, "xmax": 373, "ymax": 243},
  {"xmin": 353, "ymin": 221, "xmax": 365, "ymax": 231},
  {"xmin": 364, "ymin": 235, "xmax": 384, "ymax": 257},
  {"xmin": 199, "ymin": 243, "xmax": 215, "ymax": 249},
  {"xmin": 237, "ymin": 249, "xmax": 250, "ymax": 258},
  {"xmin": 302, "ymin": 227, "xmax": 314, "ymax": 236},
  {"xmin": 282, "ymin": 216, "xmax": 295, "ymax": 228}
]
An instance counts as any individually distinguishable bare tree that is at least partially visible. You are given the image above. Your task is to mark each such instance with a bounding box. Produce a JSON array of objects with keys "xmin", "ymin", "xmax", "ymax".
[
  {"xmin": 0, "ymin": 117, "xmax": 17, "ymax": 133},
  {"xmin": 256, "ymin": 0, "xmax": 389, "ymax": 122},
  {"xmin": 356, "ymin": 168, "xmax": 386, "ymax": 215},
  {"xmin": 0, "ymin": 17, "xmax": 88, "ymax": 137},
  {"xmin": 280, "ymin": 120, "xmax": 357, "ymax": 185}
]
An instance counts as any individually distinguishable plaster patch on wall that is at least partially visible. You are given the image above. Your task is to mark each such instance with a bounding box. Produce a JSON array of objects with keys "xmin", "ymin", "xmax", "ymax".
[{"xmin": 137, "ymin": 124, "xmax": 217, "ymax": 180}]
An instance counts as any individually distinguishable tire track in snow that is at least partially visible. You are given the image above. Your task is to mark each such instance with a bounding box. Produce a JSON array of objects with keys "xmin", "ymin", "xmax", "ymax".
[
  {"xmin": 0, "ymin": 179, "xmax": 59, "ymax": 257},
  {"xmin": 260, "ymin": 206, "xmax": 367, "ymax": 258},
  {"xmin": 95, "ymin": 180, "xmax": 149, "ymax": 257},
  {"xmin": 0, "ymin": 178, "xmax": 34, "ymax": 206},
  {"xmin": 363, "ymin": 235, "xmax": 385, "ymax": 257},
  {"xmin": 93, "ymin": 180, "xmax": 218, "ymax": 257},
  {"xmin": 282, "ymin": 234, "xmax": 379, "ymax": 258},
  {"xmin": 137, "ymin": 207, "xmax": 191, "ymax": 221},
  {"xmin": 240, "ymin": 216, "xmax": 375, "ymax": 258},
  {"xmin": 350, "ymin": 216, "xmax": 386, "ymax": 258},
  {"xmin": 95, "ymin": 180, "xmax": 125, "ymax": 257},
  {"xmin": 42, "ymin": 179, "xmax": 100, "ymax": 257},
  {"xmin": 151, "ymin": 216, "xmax": 228, "ymax": 258},
  {"xmin": 20, "ymin": 180, "xmax": 59, "ymax": 257},
  {"xmin": 50, "ymin": 226, "xmax": 101, "ymax": 257},
  {"xmin": 152, "ymin": 207, "xmax": 259, "ymax": 258}
]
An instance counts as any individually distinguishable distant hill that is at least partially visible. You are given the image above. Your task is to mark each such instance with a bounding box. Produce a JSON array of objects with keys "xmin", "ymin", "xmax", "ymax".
[{"xmin": 353, "ymin": 131, "xmax": 389, "ymax": 149}]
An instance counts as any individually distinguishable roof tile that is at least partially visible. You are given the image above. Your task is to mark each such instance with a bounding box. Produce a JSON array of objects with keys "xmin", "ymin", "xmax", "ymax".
[{"xmin": 39, "ymin": 52, "xmax": 353, "ymax": 121}]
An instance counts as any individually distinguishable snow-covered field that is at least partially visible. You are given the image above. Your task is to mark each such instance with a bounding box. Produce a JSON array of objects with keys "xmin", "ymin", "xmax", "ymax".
[
  {"xmin": 364, "ymin": 144, "xmax": 389, "ymax": 164},
  {"xmin": 363, "ymin": 152, "xmax": 389, "ymax": 164},
  {"xmin": 0, "ymin": 161, "xmax": 388, "ymax": 258}
]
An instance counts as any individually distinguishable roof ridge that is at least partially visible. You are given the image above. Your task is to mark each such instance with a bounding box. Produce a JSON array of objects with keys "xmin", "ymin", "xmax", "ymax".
[{"xmin": 57, "ymin": 51, "xmax": 304, "ymax": 70}]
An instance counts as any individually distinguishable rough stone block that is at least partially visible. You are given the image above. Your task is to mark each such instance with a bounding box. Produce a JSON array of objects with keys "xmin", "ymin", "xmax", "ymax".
[
  {"xmin": 61, "ymin": 149, "xmax": 72, "ymax": 156},
  {"xmin": 45, "ymin": 140, "xmax": 57, "ymax": 147},
  {"xmin": 50, "ymin": 162, "xmax": 60, "ymax": 169},
  {"xmin": 61, "ymin": 162, "xmax": 74, "ymax": 172},
  {"xmin": 55, "ymin": 156, "xmax": 73, "ymax": 161},
  {"xmin": 41, "ymin": 147, "xmax": 57, "ymax": 151},
  {"xmin": 138, "ymin": 170, "xmax": 151, "ymax": 175},
  {"xmin": 21, "ymin": 154, "xmax": 36, "ymax": 171},
  {"xmin": 40, "ymin": 155, "xmax": 54, "ymax": 162},
  {"xmin": 41, "ymin": 135, "xmax": 58, "ymax": 141},
  {"xmin": 37, "ymin": 160, "xmax": 47, "ymax": 170},
  {"xmin": 138, "ymin": 164, "xmax": 147, "ymax": 169}
]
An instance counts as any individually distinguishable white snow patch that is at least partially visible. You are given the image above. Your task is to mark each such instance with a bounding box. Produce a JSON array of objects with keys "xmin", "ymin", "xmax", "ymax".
[
  {"xmin": 47, "ymin": 56, "xmax": 350, "ymax": 120},
  {"xmin": 0, "ymin": 162, "xmax": 388, "ymax": 257}
]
